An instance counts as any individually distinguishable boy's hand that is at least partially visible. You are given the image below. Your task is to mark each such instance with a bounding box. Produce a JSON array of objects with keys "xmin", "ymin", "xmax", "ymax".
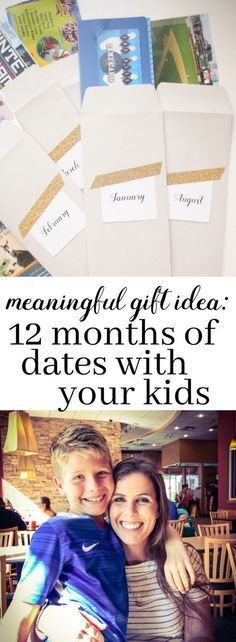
[
  {"xmin": 37, "ymin": 605, "xmax": 106, "ymax": 642},
  {"xmin": 77, "ymin": 612, "xmax": 106, "ymax": 642},
  {"xmin": 164, "ymin": 532, "xmax": 195, "ymax": 593}
]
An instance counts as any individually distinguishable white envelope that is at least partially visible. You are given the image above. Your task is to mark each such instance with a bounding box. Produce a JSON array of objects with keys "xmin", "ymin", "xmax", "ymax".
[
  {"xmin": 81, "ymin": 84, "xmax": 171, "ymax": 276},
  {"xmin": 33, "ymin": 54, "xmax": 81, "ymax": 113},
  {"xmin": 0, "ymin": 124, "xmax": 88, "ymax": 276},
  {"xmin": 157, "ymin": 83, "xmax": 233, "ymax": 276},
  {"xmin": 1, "ymin": 66, "xmax": 83, "ymax": 189}
]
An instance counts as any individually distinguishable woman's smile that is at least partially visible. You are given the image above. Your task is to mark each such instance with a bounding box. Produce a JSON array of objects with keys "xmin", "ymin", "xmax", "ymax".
[{"xmin": 120, "ymin": 521, "xmax": 143, "ymax": 530}]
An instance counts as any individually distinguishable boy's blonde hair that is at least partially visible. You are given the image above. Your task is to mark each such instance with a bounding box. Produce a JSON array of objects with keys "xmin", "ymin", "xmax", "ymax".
[{"xmin": 51, "ymin": 424, "xmax": 112, "ymax": 478}]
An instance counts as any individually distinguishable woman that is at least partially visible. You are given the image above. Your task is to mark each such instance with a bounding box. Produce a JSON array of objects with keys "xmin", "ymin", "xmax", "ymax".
[
  {"xmin": 38, "ymin": 496, "xmax": 56, "ymax": 518},
  {"xmin": 36, "ymin": 458, "xmax": 213, "ymax": 642},
  {"xmin": 109, "ymin": 457, "xmax": 213, "ymax": 642},
  {"xmin": 178, "ymin": 485, "xmax": 193, "ymax": 512}
]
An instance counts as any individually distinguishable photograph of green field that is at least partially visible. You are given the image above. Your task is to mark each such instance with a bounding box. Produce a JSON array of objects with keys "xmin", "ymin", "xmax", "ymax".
[{"xmin": 151, "ymin": 14, "xmax": 218, "ymax": 87}]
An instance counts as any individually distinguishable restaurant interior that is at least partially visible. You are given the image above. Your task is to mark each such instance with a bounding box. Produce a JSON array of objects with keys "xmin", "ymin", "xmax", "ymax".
[{"xmin": 0, "ymin": 409, "xmax": 235, "ymax": 640}]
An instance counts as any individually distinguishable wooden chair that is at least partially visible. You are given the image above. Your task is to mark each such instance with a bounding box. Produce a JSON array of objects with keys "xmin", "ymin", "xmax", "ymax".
[
  {"xmin": 204, "ymin": 537, "xmax": 235, "ymax": 617},
  {"xmin": 0, "ymin": 527, "xmax": 18, "ymax": 547},
  {"xmin": 197, "ymin": 522, "xmax": 230, "ymax": 536},
  {"xmin": 210, "ymin": 510, "xmax": 232, "ymax": 530},
  {"xmin": 17, "ymin": 530, "xmax": 35, "ymax": 546},
  {"xmin": 209, "ymin": 511, "xmax": 219, "ymax": 524},
  {"xmin": 0, "ymin": 528, "xmax": 18, "ymax": 593},
  {"xmin": 217, "ymin": 510, "xmax": 232, "ymax": 531},
  {"xmin": 168, "ymin": 519, "xmax": 185, "ymax": 536},
  {"xmin": 226, "ymin": 542, "xmax": 236, "ymax": 587},
  {"xmin": 0, "ymin": 555, "xmax": 7, "ymax": 618},
  {"xmin": 217, "ymin": 510, "xmax": 230, "ymax": 519}
]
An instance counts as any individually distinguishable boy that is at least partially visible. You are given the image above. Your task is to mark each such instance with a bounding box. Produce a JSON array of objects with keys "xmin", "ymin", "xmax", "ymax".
[{"xmin": 1, "ymin": 425, "xmax": 194, "ymax": 642}]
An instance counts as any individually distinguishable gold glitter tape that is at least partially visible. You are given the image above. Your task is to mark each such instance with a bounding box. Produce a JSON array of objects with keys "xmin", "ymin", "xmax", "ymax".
[
  {"xmin": 91, "ymin": 162, "xmax": 162, "ymax": 189},
  {"xmin": 49, "ymin": 125, "xmax": 81, "ymax": 162},
  {"xmin": 167, "ymin": 167, "xmax": 225, "ymax": 185},
  {"xmin": 19, "ymin": 174, "xmax": 63, "ymax": 238}
]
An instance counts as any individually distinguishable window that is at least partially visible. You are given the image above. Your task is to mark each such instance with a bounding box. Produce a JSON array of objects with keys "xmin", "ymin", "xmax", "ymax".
[{"xmin": 163, "ymin": 474, "xmax": 182, "ymax": 501}]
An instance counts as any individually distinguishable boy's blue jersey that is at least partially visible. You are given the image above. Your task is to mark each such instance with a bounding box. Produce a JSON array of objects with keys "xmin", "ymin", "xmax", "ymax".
[{"xmin": 18, "ymin": 514, "xmax": 128, "ymax": 642}]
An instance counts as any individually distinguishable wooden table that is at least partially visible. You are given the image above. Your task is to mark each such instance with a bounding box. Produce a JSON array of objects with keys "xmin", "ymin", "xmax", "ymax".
[
  {"xmin": 183, "ymin": 533, "xmax": 236, "ymax": 552},
  {"xmin": 0, "ymin": 545, "xmax": 29, "ymax": 564},
  {"xmin": 0, "ymin": 545, "xmax": 29, "ymax": 590}
]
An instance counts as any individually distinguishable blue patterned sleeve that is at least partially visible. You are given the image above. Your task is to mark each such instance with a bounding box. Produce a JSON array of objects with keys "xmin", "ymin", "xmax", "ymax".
[{"xmin": 16, "ymin": 520, "xmax": 65, "ymax": 605}]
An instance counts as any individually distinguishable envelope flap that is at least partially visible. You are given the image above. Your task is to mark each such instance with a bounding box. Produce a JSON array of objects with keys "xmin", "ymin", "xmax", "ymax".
[
  {"xmin": 81, "ymin": 90, "xmax": 165, "ymax": 186},
  {"xmin": 41, "ymin": 53, "xmax": 80, "ymax": 88},
  {"xmin": 0, "ymin": 131, "xmax": 60, "ymax": 218},
  {"xmin": 1, "ymin": 65, "xmax": 58, "ymax": 112},
  {"xmin": 14, "ymin": 83, "xmax": 81, "ymax": 154},
  {"xmin": 157, "ymin": 82, "xmax": 233, "ymax": 116},
  {"xmin": 81, "ymin": 84, "xmax": 161, "ymax": 115},
  {"xmin": 0, "ymin": 121, "xmax": 24, "ymax": 159}
]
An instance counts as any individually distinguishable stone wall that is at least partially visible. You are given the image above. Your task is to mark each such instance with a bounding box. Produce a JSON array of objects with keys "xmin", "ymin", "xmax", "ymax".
[{"xmin": 0, "ymin": 412, "xmax": 122, "ymax": 514}]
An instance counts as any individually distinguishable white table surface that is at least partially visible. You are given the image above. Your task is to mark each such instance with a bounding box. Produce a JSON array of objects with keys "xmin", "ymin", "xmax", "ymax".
[{"xmin": 0, "ymin": 545, "xmax": 29, "ymax": 563}]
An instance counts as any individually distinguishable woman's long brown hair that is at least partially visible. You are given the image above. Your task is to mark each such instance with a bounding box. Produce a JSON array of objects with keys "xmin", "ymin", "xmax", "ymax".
[{"xmin": 113, "ymin": 456, "xmax": 210, "ymax": 615}]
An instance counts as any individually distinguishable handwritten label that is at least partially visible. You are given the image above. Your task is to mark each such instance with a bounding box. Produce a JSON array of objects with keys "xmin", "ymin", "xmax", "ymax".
[
  {"xmin": 101, "ymin": 176, "xmax": 157, "ymax": 223},
  {"xmin": 168, "ymin": 180, "xmax": 213, "ymax": 222},
  {"xmin": 30, "ymin": 191, "xmax": 85, "ymax": 256},
  {"xmin": 57, "ymin": 141, "xmax": 84, "ymax": 189}
]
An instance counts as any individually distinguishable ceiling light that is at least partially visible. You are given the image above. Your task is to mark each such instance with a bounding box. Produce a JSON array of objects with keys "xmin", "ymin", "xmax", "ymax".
[
  {"xmin": 209, "ymin": 428, "xmax": 214, "ymax": 432},
  {"xmin": 174, "ymin": 426, "xmax": 179, "ymax": 430},
  {"xmin": 152, "ymin": 443, "xmax": 156, "ymax": 447},
  {"xmin": 229, "ymin": 415, "xmax": 236, "ymax": 450},
  {"xmin": 229, "ymin": 438, "xmax": 236, "ymax": 450},
  {"xmin": 3, "ymin": 411, "xmax": 38, "ymax": 455},
  {"xmin": 198, "ymin": 414, "xmax": 204, "ymax": 418},
  {"xmin": 18, "ymin": 455, "xmax": 36, "ymax": 479},
  {"xmin": 184, "ymin": 434, "xmax": 188, "ymax": 438}
]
